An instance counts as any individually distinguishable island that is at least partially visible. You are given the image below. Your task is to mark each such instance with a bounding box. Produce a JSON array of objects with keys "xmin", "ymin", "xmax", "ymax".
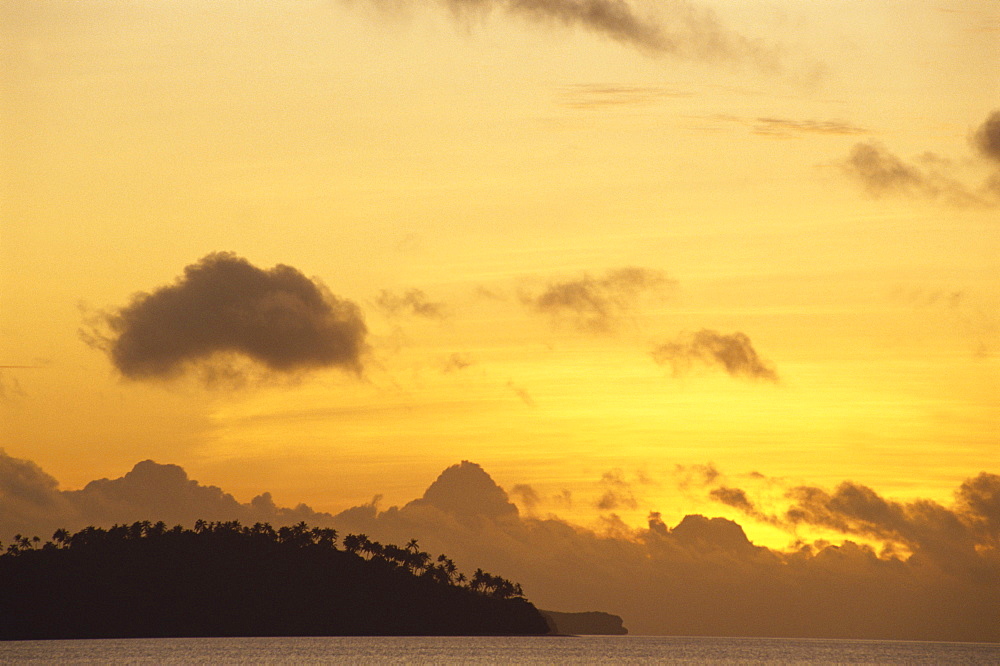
[
  {"xmin": 0, "ymin": 521, "xmax": 549, "ymax": 640},
  {"xmin": 540, "ymin": 610, "xmax": 628, "ymax": 635}
]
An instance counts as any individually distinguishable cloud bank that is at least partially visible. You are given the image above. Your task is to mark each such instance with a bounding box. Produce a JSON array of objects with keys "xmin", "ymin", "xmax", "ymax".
[
  {"xmin": 0, "ymin": 450, "xmax": 339, "ymax": 541},
  {"xmin": 88, "ymin": 253, "xmax": 367, "ymax": 382},
  {"xmin": 652, "ymin": 329, "xmax": 778, "ymax": 382},
  {"xmin": 3, "ymin": 452, "xmax": 996, "ymax": 640}
]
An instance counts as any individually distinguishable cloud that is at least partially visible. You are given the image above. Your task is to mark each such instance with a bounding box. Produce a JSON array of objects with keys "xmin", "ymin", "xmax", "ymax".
[
  {"xmin": 524, "ymin": 267, "xmax": 674, "ymax": 333},
  {"xmin": 651, "ymin": 329, "xmax": 778, "ymax": 382},
  {"xmin": 375, "ymin": 288, "xmax": 447, "ymax": 319},
  {"xmin": 442, "ymin": 352, "xmax": 475, "ymax": 373},
  {"xmin": 555, "ymin": 83, "xmax": 691, "ymax": 109},
  {"xmin": 506, "ymin": 380, "xmax": 537, "ymax": 407},
  {"xmin": 841, "ymin": 110, "xmax": 1000, "ymax": 207},
  {"xmin": 510, "ymin": 483, "xmax": 541, "ymax": 511},
  {"xmin": 355, "ymin": 0, "xmax": 786, "ymax": 71},
  {"xmin": 673, "ymin": 463, "xmax": 721, "ymax": 490},
  {"xmin": 972, "ymin": 110, "xmax": 1000, "ymax": 163},
  {"xmin": 0, "ymin": 450, "xmax": 340, "ymax": 541},
  {"xmin": 709, "ymin": 486, "xmax": 754, "ymax": 513},
  {"xmin": 782, "ymin": 477, "xmax": 1000, "ymax": 573},
  {"xmin": 595, "ymin": 469, "xmax": 639, "ymax": 511},
  {"xmin": 751, "ymin": 117, "xmax": 868, "ymax": 137},
  {"xmin": 709, "ymin": 485, "xmax": 782, "ymax": 526},
  {"xmin": 87, "ymin": 253, "xmax": 367, "ymax": 382},
  {"xmin": 2, "ymin": 454, "xmax": 998, "ymax": 641},
  {"xmin": 326, "ymin": 461, "xmax": 999, "ymax": 641},
  {"xmin": 0, "ymin": 371, "xmax": 26, "ymax": 402}
]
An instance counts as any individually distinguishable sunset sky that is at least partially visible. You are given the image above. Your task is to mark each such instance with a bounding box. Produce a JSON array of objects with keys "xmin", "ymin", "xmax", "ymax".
[{"xmin": 2, "ymin": 0, "xmax": 998, "ymax": 569}]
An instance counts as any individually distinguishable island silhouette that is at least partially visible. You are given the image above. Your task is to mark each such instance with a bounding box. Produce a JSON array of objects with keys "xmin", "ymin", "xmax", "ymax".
[{"xmin": 0, "ymin": 520, "xmax": 550, "ymax": 639}]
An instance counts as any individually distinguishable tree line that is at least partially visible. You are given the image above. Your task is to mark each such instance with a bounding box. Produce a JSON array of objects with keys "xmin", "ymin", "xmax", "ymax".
[{"xmin": 0, "ymin": 521, "xmax": 548, "ymax": 639}]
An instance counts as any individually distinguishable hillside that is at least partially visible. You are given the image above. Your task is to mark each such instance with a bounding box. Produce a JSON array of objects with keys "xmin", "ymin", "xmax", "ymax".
[{"xmin": 0, "ymin": 521, "xmax": 549, "ymax": 640}]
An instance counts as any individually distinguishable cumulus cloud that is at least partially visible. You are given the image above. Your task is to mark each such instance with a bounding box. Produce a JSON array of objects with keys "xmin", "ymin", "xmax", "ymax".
[
  {"xmin": 2, "ymin": 453, "xmax": 998, "ymax": 641},
  {"xmin": 0, "ymin": 450, "xmax": 339, "ymax": 541},
  {"xmin": 86, "ymin": 253, "xmax": 367, "ymax": 383},
  {"xmin": 842, "ymin": 110, "xmax": 1000, "ymax": 207},
  {"xmin": 651, "ymin": 329, "xmax": 778, "ymax": 382},
  {"xmin": 375, "ymin": 288, "xmax": 447, "ymax": 319},
  {"xmin": 782, "ymin": 477, "xmax": 1000, "ymax": 574},
  {"xmin": 325, "ymin": 461, "xmax": 1000, "ymax": 641},
  {"xmin": 524, "ymin": 267, "xmax": 674, "ymax": 333}
]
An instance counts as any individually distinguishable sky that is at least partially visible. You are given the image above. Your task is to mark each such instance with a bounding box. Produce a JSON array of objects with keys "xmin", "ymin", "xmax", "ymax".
[{"xmin": 1, "ymin": 0, "xmax": 998, "ymax": 638}]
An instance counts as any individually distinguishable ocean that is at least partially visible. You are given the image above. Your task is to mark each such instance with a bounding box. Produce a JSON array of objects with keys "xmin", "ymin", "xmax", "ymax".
[{"xmin": 2, "ymin": 635, "xmax": 998, "ymax": 664}]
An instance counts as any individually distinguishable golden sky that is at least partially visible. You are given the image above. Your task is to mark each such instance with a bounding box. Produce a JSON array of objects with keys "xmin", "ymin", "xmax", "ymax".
[{"xmin": 2, "ymin": 0, "xmax": 998, "ymax": 553}]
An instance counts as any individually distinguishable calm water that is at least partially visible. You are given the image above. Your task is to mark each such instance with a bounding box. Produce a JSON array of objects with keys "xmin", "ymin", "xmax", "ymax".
[{"xmin": 2, "ymin": 636, "xmax": 998, "ymax": 664}]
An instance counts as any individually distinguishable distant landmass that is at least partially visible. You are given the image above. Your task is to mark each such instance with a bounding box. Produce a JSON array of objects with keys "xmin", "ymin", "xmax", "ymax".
[
  {"xmin": 540, "ymin": 610, "xmax": 628, "ymax": 635},
  {"xmin": 0, "ymin": 521, "xmax": 549, "ymax": 640}
]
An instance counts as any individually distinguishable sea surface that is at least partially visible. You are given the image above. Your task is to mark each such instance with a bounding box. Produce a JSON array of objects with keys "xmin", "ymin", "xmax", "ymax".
[{"xmin": 2, "ymin": 635, "xmax": 998, "ymax": 664}]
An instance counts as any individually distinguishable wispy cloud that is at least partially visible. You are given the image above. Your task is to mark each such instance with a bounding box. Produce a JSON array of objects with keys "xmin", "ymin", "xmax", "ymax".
[
  {"xmin": 555, "ymin": 83, "xmax": 691, "ymax": 109},
  {"xmin": 702, "ymin": 114, "xmax": 869, "ymax": 138},
  {"xmin": 506, "ymin": 380, "xmax": 536, "ymax": 407},
  {"xmin": 595, "ymin": 469, "xmax": 639, "ymax": 511},
  {"xmin": 375, "ymin": 288, "xmax": 447, "ymax": 319},
  {"xmin": 353, "ymin": 0, "xmax": 788, "ymax": 71},
  {"xmin": 751, "ymin": 117, "xmax": 868, "ymax": 137},
  {"xmin": 523, "ymin": 267, "xmax": 674, "ymax": 333}
]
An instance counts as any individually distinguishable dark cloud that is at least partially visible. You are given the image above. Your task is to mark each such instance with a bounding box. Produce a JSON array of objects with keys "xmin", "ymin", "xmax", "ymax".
[
  {"xmin": 709, "ymin": 485, "xmax": 781, "ymax": 525},
  {"xmin": 842, "ymin": 111, "xmax": 1000, "ymax": 207},
  {"xmin": 709, "ymin": 486, "xmax": 754, "ymax": 513},
  {"xmin": 972, "ymin": 110, "xmax": 1000, "ymax": 163},
  {"xmin": 375, "ymin": 288, "xmax": 447, "ymax": 319},
  {"xmin": 524, "ymin": 267, "xmax": 674, "ymax": 333},
  {"xmin": 510, "ymin": 484, "xmax": 541, "ymax": 511},
  {"xmin": 651, "ymin": 329, "xmax": 778, "ymax": 382},
  {"xmin": 782, "ymin": 477, "xmax": 1000, "ymax": 573},
  {"xmin": 88, "ymin": 253, "xmax": 367, "ymax": 382},
  {"xmin": 957, "ymin": 472, "xmax": 1000, "ymax": 546},
  {"xmin": 3, "ymin": 454, "xmax": 998, "ymax": 641},
  {"xmin": 844, "ymin": 143, "xmax": 935, "ymax": 195},
  {"xmin": 404, "ymin": 460, "xmax": 520, "ymax": 523},
  {"xmin": 355, "ymin": 0, "xmax": 786, "ymax": 70}
]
